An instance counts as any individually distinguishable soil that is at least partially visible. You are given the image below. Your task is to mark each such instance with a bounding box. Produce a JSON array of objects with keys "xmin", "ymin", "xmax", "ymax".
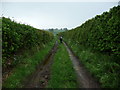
[
  {"xmin": 23, "ymin": 41, "xmax": 58, "ymax": 88},
  {"xmin": 64, "ymin": 42, "xmax": 100, "ymax": 88}
]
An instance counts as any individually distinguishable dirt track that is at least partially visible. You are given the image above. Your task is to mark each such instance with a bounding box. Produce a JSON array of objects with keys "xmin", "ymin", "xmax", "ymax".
[
  {"xmin": 23, "ymin": 41, "xmax": 58, "ymax": 88},
  {"xmin": 23, "ymin": 41, "xmax": 100, "ymax": 88},
  {"xmin": 64, "ymin": 42, "xmax": 100, "ymax": 88}
]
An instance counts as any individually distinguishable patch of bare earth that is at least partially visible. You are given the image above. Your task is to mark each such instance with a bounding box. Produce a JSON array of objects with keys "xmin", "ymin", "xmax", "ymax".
[
  {"xmin": 23, "ymin": 41, "xmax": 58, "ymax": 88},
  {"xmin": 64, "ymin": 42, "xmax": 100, "ymax": 88}
]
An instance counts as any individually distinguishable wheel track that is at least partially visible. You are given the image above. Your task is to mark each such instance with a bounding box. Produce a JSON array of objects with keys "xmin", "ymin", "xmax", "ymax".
[
  {"xmin": 23, "ymin": 41, "xmax": 58, "ymax": 88},
  {"xmin": 64, "ymin": 42, "xmax": 100, "ymax": 88}
]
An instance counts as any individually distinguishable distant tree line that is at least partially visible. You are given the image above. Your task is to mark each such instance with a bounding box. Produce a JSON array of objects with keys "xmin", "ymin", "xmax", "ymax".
[{"xmin": 48, "ymin": 28, "xmax": 68, "ymax": 32}]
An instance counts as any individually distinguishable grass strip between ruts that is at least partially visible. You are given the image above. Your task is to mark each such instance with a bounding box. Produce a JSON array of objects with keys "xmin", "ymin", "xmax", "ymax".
[{"xmin": 47, "ymin": 43, "xmax": 78, "ymax": 88}]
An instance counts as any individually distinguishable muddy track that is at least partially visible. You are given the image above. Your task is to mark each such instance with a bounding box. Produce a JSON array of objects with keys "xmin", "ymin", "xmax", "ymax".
[
  {"xmin": 64, "ymin": 42, "xmax": 100, "ymax": 88},
  {"xmin": 23, "ymin": 41, "xmax": 58, "ymax": 88}
]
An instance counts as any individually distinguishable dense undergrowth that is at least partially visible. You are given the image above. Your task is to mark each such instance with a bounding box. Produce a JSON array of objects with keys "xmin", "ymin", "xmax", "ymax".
[
  {"xmin": 59, "ymin": 6, "xmax": 120, "ymax": 88},
  {"xmin": 2, "ymin": 17, "xmax": 54, "ymax": 73},
  {"xmin": 47, "ymin": 44, "xmax": 78, "ymax": 88}
]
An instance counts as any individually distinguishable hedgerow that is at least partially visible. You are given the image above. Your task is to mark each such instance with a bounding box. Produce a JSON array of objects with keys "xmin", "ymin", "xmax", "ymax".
[
  {"xmin": 2, "ymin": 17, "xmax": 54, "ymax": 69},
  {"xmin": 60, "ymin": 6, "xmax": 120, "ymax": 58},
  {"xmin": 59, "ymin": 6, "xmax": 120, "ymax": 88}
]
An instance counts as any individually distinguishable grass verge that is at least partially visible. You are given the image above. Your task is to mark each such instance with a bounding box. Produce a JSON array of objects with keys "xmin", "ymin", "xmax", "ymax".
[
  {"xmin": 66, "ymin": 40, "xmax": 120, "ymax": 88},
  {"xmin": 3, "ymin": 41, "xmax": 55, "ymax": 88},
  {"xmin": 47, "ymin": 44, "xmax": 78, "ymax": 88}
]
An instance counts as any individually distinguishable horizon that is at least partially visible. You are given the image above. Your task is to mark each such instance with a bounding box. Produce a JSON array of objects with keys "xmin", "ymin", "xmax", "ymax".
[{"xmin": 1, "ymin": 2, "xmax": 119, "ymax": 30}]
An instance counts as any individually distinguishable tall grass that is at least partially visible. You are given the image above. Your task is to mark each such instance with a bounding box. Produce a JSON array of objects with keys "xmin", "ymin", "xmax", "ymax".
[
  {"xmin": 3, "ymin": 41, "xmax": 55, "ymax": 88},
  {"xmin": 67, "ymin": 41, "xmax": 120, "ymax": 88},
  {"xmin": 47, "ymin": 44, "xmax": 78, "ymax": 88}
]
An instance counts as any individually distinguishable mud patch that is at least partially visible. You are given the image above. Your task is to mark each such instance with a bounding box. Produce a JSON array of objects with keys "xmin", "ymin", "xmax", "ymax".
[{"xmin": 23, "ymin": 41, "xmax": 58, "ymax": 88}]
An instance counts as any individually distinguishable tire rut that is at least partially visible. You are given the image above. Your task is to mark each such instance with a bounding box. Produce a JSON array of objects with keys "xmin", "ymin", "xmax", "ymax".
[
  {"xmin": 23, "ymin": 41, "xmax": 58, "ymax": 88},
  {"xmin": 64, "ymin": 42, "xmax": 100, "ymax": 88}
]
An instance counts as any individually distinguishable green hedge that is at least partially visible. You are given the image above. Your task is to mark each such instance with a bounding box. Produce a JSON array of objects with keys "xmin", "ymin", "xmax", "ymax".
[
  {"xmin": 2, "ymin": 17, "xmax": 54, "ymax": 67},
  {"xmin": 59, "ymin": 6, "xmax": 120, "ymax": 88},
  {"xmin": 60, "ymin": 6, "xmax": 120, "ymax": 57}
]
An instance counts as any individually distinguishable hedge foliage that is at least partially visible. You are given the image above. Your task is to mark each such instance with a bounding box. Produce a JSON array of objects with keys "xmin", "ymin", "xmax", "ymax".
[
  {"xmin": 60, "ymin": 6, "xmax": 120, "ymax": 57},
  {"xmin": 2, "ymin": 17, "xmax": 54, "ymax": 59}
]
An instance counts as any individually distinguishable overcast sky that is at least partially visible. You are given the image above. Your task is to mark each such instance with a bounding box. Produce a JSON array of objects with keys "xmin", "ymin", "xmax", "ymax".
[{"xmin": 1, "ymin": 1, "xmax": 119, "ymax": 29}]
